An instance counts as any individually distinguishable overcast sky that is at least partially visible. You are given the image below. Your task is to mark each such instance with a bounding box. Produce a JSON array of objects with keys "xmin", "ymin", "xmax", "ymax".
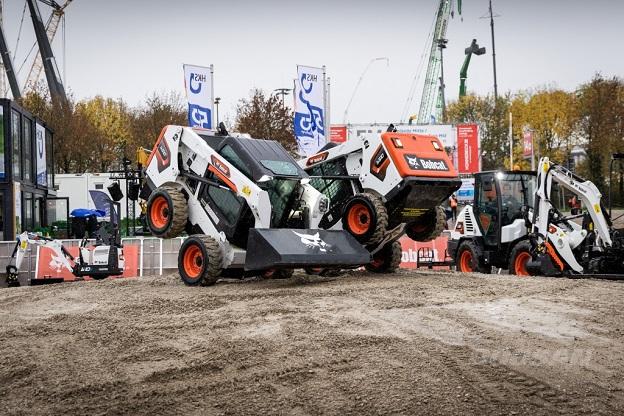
[{"xmin": 2, "ymin": 0, "xmax": 623, "ymax": 125}]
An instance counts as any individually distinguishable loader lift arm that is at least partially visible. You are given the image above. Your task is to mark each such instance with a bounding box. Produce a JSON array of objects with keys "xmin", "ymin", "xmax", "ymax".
[{"xmin": 532, "ymin": 157, "xmax": 612, "ymax": 247}]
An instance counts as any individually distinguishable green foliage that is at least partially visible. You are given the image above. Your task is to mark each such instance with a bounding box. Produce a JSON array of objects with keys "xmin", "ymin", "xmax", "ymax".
[
  {"xmin": 448, "ymin": 75, "xmax": 624, "ymax": 196},
  {"xmin": 19, "ymin": 88, "xmax": 186, "ymax": 173}
]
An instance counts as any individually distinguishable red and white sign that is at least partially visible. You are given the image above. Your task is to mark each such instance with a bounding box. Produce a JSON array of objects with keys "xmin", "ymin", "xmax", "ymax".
[
  {"xmin": 523, "ymin": 131, "xmax": 533, "ymax": 158},
  {"xmin": 330, "ymin": 125, "xmax": 348, "ymax": 143},
  {"xmin": 399, "ymin": 235, "xmax": 449, "ymax": 269},
  {"xmin": 456, "ymin": 124, "xmax": 479, "ymax": 173},
  {"xmin": 35, "ymin": 245, "xmax": 139, "ymax": 281}
]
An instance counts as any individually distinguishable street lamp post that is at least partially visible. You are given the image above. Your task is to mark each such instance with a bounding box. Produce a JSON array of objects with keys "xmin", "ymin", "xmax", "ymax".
[
  {"xmin": 214, "ymin": 97, "xmax": 221, "ymax": 127},
  {"xmin": 273, "ymin": 88, "xmax": 292, "ymax": 107}
]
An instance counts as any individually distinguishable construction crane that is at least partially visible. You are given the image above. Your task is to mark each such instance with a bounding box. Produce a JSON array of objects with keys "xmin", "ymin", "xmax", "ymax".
[
  {"xmin": 26, "ymin": 0, "xmax": 68, "ymax": 106},
  {"xmin": 402, "ymin": 0, "xmax": 461, "ymax": 125},
  {"xmin": 459, "ymin": 39, "xmax": 485, "ymax": 98},
  {"xmin": 23, "ymin": 0, "xmax": 71, "ymax": 92},
  {"xmin": 0, "ymin": 7, "xmax": 21, "ymax": 99},
  {"xmin": 415, "ymin": 0, "xmax": 459, "ymax": 124}
]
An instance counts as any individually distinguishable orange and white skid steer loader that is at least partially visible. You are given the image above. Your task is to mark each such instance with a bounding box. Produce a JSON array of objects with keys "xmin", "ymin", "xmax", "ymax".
[
  {"xmin": 141, "ymin": 124, "xmax": 371, "ymax": 286},
  {"xmin": 298, "ymin": 126, "xmax": 461, "ymax": 273}
]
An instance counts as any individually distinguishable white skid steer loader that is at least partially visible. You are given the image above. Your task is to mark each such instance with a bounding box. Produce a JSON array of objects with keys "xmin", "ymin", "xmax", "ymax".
[
  {"xmin": 142, "ymin": 124, "xmax": 371, "ymax": 286},
  {"xmin": 298, "ymin": 125, "xmax": 461, "ymax": 273}
]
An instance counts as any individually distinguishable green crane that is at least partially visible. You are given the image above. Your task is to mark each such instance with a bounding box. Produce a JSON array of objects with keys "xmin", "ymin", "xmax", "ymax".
[{"xmin": 459, "ymin": 39, "xmax": 485, "ymax": 98}]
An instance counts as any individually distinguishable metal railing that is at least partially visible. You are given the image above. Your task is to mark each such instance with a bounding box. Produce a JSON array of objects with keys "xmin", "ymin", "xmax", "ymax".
[{"xmin": 0, "ymin": 237, "xmax": 186, "ymax": 280}]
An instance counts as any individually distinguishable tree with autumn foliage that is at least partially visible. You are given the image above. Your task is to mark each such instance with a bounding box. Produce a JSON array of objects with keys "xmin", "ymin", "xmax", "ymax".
[
  {"xmin": 446, "ymin": 93, "xmax": 510, "ymax": 170},
  {"xmin": 575, "ymin": 75, "xmax": 624, "ymax": 192},
  {"xmin": 234, "ymin": 89, "xmax": 297, "ymax": 153}
]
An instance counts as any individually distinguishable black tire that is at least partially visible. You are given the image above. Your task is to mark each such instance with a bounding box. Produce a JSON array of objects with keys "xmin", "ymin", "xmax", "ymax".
[
  {"xmin": 342, "ymin": 192, "xmax": 388, "ymax": 245},
  {"xmin": 178, "ymin": 235, "xmax": 222, "ymax": 286},
  {"xmin": 89, "ymin": 275, "xmax": 109, "ymax": 281},
  {"xmin": 406, "ymin": 206, "xmax": 446, "ymax": 242},
  {"xmin": 146, "ymin": 185, "xmax": 187, "ymax": 238},
  {"xmin": 508, "ymin": 240, "xmax": 533, "ymax": 276},
  {"xmin": 366, "ymin": 241, "xmax": 403, "ymax": 273},
  {"xmin": 262, "ymin": 269, "xmax": 294, "ymax": 279},
  {"xmin": 456, "ymin": 240, "xmax": 490, "ymax": 274}
]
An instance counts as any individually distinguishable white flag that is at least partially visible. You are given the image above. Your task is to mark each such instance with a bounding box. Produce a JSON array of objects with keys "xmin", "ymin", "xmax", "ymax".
[
  {"xmin": 294, "ymin": 65, "xmax": 326, "ymax": 156},
  {"xmin": 183, "ymin": 64, "xmax": 214, "ymax": 129}
]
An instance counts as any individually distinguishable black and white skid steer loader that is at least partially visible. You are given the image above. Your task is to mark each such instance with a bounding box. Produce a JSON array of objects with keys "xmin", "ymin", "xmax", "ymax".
[
  {"xmin": 142, "ymin": 125, "xmax": 371, "ymax": 286},
  {"xmin": 298, "ymin": 127, "xmax": 461, "ymax": 273}
]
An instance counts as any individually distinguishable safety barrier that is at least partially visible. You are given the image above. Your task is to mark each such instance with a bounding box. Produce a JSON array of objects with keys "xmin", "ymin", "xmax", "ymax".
[{"xmin": 0, "ymin": 237, "xmax": 186, "ymax": 281}]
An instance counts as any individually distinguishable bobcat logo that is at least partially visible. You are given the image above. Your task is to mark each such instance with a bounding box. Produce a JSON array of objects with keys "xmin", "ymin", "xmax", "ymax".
[
  {"xmin": 292, "ymin": 231, "xmax": 330, "ymax": 252},
  {"xmin": 406, "ymin": 156, "xmax": 420, "ymax": 169}
]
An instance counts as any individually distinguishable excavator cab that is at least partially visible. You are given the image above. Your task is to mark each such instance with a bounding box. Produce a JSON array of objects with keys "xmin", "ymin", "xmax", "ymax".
[
  {"xmin": 449, "ymin": 170, "xmax": 537, "ymax": 274},
  {"xmin": 473, "ymin": 171, "xmax": 536, "ymax": 247}
]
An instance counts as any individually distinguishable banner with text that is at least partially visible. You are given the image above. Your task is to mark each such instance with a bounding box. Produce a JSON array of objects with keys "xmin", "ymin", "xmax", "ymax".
[
  {"xmin": 183, "ymin": 64, "xmax": 213, "ymax": 130},
  {"xmin": 456, "ymin": 124, "xmax": 480, "ymax": 173},
  {"xmin": 330, "ymin": 125, "xmax": 348, "ymax": 143},
  {"xmin": 294, "ymin": 65, "xmax": 326, "ymax": 156},
  {"xmin": 35, "ymin": 122, "xmax": 47, "ymax": 186}
]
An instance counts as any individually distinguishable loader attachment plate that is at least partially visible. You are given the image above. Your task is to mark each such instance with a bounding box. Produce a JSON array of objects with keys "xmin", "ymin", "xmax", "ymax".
[{"xmin": 245, "ymin": 229, "xmax": 371, "ymax": 271}]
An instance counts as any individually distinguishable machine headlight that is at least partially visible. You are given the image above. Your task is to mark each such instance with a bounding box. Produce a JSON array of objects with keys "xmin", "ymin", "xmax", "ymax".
[{"xmin": 319, "ymin": 197, "xmax": 329, "ymax": 213}]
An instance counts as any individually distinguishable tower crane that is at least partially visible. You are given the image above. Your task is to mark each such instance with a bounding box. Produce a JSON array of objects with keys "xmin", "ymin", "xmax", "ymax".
[{"xmin": 23, "ymin": 0, "xmax": 71, "ymax": 92}]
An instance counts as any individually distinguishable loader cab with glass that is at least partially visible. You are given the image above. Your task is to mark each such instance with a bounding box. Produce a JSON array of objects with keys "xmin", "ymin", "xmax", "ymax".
[{"xmin": 448, "ymin": 170, "xmax": 537, "ymax": 275}]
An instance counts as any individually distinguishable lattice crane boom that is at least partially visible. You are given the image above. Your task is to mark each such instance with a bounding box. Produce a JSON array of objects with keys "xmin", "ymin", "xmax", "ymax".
[
  {"xmin": 24, "ymin": 0, "xmax": 71, "ymax": 92},
  {"xmin": 416, "ymin": 0, "xmax": 457, "ymax": 124}
]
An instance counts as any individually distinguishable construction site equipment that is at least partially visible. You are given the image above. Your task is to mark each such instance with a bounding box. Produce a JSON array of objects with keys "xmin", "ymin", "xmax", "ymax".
[
  {"xmin": 400, "ymin": 0, "xmax": 461, "ymax": 124},
  {"xmin": 23, "ymin": 0, "xmax": 72, "ymax": 91},
  {"xmin": 5, "ymin": 202, "xmax": 125, "ymax": 286},
  {"xmin": 459, "ymin": 39, "xmax": 486, "ymax": 98},
  {"xmin": 299, "ymin": 126, "xmax": 461, "ymax": 273},
  {"xmin": 142, "ymin": 125, "xmax": 371, "ymax": 285},
  {"xmin": 25, "ymin": 0, "xmax": 67, "ymax": 105},
  {"xmin": 448, "ymin": 158, "xmax": 624, "ymax": 277}
]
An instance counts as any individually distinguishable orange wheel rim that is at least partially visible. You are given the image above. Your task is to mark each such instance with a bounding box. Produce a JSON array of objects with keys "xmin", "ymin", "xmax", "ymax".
[
  {"xmin": 347, "ymin": 203, "xmax": 371, "ymax": 235},
  {"xmin": 183, "ymin": 245, "xmax": 203, "ymax": 278},
  {"xmin": 515, "ymin": 252, "xmax": 531, "ymax": 277},
  {"xmin": 459, "ymin": 250, "xmax": 473, "ymax": 272},
  {"xmin": 150, "ymin": 196, "xmax": 170, "ymax": 229}
]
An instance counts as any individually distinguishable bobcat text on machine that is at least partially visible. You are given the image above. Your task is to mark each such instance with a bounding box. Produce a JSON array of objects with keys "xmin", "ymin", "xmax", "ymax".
[
  {"xmin": 448, "ymin": 157, "xmax": 624, "ymax": 277},
  {"xmin": 142, "ymin": 124, "xmax": 371, "ymax": 286},
  {"xmin": 5, "ymin": 230, "xmax": 125, "ymax": 287},
  {"xmin": 298, "ymin": 125, "xmax": 461, "ymax": 273}
]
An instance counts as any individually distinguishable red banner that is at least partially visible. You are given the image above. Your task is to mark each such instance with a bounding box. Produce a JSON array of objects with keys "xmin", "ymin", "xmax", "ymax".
[
  {"xmin": 399, "ymin": 235, "xmax": 449, "ymax": 269},
  {"xmin": 36, "ymin": 245, "xmax": 139, "ymax": 281},
  {"xmin": 523, "ymin": 131, "xmax": 533, "ymax": 158},
  {"xmin": 330, "ymin": 125, "xmax": 348, "ymax": 143},
  {"xmin": 456, "ymin": 124, "xmax": 480, "ymax": 173}
]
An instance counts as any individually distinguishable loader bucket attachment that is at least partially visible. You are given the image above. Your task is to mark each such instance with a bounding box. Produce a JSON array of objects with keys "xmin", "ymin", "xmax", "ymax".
[{"xmin": 245, "ymin": 229, "xmax": 372, "ymax": 271}]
